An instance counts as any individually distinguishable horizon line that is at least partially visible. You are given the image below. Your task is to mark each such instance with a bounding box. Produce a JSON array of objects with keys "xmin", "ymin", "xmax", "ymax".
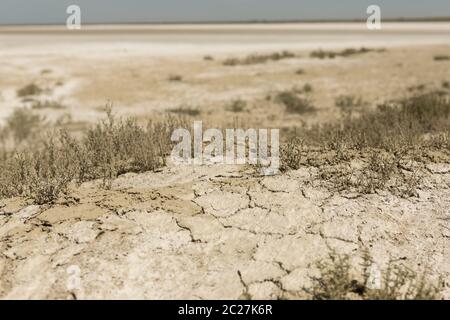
[{"xmin": 1, "ymin": 16, "xmax": 450, "ymax": 26}]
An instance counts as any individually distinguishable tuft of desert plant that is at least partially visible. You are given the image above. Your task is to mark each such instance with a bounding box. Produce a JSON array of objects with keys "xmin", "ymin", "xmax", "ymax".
[
  {"xmin": 31, "ymin": 100, "xmax": 67, "ymax": 110},
  {"xmin": 433, "ymin": 55, "xmax": 450, "ymax": 61},
  {"xmin": 324, "ymin": 92, "xmax": 449, "ymax": 151},
  {"xmin": 0, "ymin": 108, "xmax": 185, "ymax": 204},
  {"xmin": 335, "ymin": 95, "xmax": 367, "ymax": 115},
  {"xmin": 280, "ymin": 137, "xmax": 304, "ymax": 171},
  {"xmin": 357, "ymin": 151, "xmax": 397, "ymax": 194},
  {"xmin": 310, "ymin": 49, "xmax": 336, "ymax": 59},
  {"xmin": 302, "ymin": 83, "xmax": 313, "ymax": 93},
  {"xmin": 0, "ymin": 131, "xmax": 80, "ymax": 204},
  {"xmin": 203, "ymin": 55, "xmax": 214, "ymax": 61},
  {"xmin": 168, "ymin": 74, "xmax": 183, "ymax": 82},
  {"xmin": 227, "ymin": 99, "xmax": 247, "ymax": 113},
  {"xmin": 4, "ymin": 107, "xmax": 45, "ymax": 143},
  {"xmin": 17, "ymin": 83, "xmax": 43, "ymax": 97},
  {"xmin": 281, "ymin": 92, "xmax": 450, "ymax": 196},
  {"xmin": 309, "ymin": 249, "xmax": 442, "ymax": 300},
  {"xmin": 407, "ymin": 84, "xmax": 427, "ymax": 92},
  {"xmin": 442, "ymin": 81, "xmax": 450, "ymax": 89},
  {"xmin": 276, "ymin": 91, "xmax": 316, "ymax": 114},
  {"xmin": 310, "ymin": 47, "xmax": 380, "ymax": 59},
  {"xmin": 169, "ymin": 106, "xmax": 200, "ymax": 116},
  {"xmin": 295, "ymin": 68, "xmax": 305, "ymax": 75}
]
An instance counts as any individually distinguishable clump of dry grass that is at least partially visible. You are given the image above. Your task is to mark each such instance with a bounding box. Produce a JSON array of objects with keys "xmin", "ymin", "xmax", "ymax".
[
  {"xmin": 0, "ymin": 108, "xmax": 185, "ymax": 204},
  {"xmin": 276, "ymin": 90, "xmax": 316, "ymax": 114},
  {"xmin": 309, "ymin": 249, "xmax": 442, "ymax": 300},
  {"xmin": 224, "ymin": 51, "xmax": 296, "ymax": 66},
  {"xmin": 17, "ymin": 83, "xmax": 43, "ymax": 97}
]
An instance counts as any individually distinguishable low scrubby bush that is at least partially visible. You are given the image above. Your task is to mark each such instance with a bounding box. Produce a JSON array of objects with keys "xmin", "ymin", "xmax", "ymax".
[{"xmin": 0, "ymin": 109, "xmax": 185, "ymax": 204}]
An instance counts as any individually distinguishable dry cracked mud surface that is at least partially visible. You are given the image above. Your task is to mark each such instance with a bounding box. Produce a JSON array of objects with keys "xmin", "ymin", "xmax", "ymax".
[{"xmin": 1, "ymin": 163, "xmax": 449, "ymax": 299}]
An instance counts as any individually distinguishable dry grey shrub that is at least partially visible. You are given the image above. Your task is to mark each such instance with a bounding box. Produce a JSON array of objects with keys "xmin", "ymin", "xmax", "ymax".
[
  {"xmin": 276, "ymin": 90, "xmax": 316, "ymax": 114},
  {"xmin": 227, "ymin": 99, "xmax": 247, "ymax": 113},
  {"xmin": 0, "ymin": 108, "xmax": 186, "ymax": 204},
  {"xmin": 4, "ymin": 107, "xmax": 45, "ymax": 143},
  {"xmin": 224, "ymin": 51, "xmax": 296, "ymax": 66},
  {"xmin": 310, "ymin": 47, "xmax": 381, "ymax": 59},
  {"xmin": 17, "ymin": 83, "xmax": 43, "ymax": 97},
  {"xmin": 281, "ymin": 92, "xmax": 450, "ymax": 196},
  {"xmin": 309, "ymin": 249, "xmax": 442, "ymax": 300}
]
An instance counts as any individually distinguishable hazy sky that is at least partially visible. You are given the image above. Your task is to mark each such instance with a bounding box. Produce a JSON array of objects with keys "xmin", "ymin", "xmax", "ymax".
[{"xmin": 0, "ymin": 0, "xmax": 449, "ymax": 24}]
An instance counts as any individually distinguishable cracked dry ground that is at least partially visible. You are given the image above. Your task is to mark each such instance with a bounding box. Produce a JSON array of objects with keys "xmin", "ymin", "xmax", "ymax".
[{"xmin": 0, "ymin": 163, "xmax": 449, "ymax": 299}]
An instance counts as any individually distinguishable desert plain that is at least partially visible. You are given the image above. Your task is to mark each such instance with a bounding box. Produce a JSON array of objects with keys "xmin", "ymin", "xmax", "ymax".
[{"xmin": 0, "ymin": 22, "xmax": 449, "ymax": 299}]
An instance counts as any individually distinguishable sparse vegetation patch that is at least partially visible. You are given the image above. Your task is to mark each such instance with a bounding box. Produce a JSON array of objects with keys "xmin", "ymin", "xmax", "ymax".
[
  {"xmin": 17, "ymin": 83, "xmax": 43, "ymax": 97},
  {"xmin": 169, "ymin": 106, "xmax": 201, "ymax": 116},
  {"xmin": 276, "ymin": 90, "xmax": 316, "ymax": 114},
  {"xmin": 227, "ymin": 99, "xmax": 247, "ymax": 113},
  {"xmin": 31, "ymin": 100, "xmax": 67, "ymax": 110},
  {"xmin": 433, "ymin": 55, "xmax": 450, "ymax": 61},
  {"xmin": 309, "ymin": 249, "xmax": 442, "ymax": 300},
  {"xmin": 3, "ymin": 107, "xmax": 45, "ymax": 143},
  {"xmin": 224, "ymin": 51, "xmax": 296, "ymax": 66},
  {"xmin": 310, "ymin": 47, "xmax": 382, "ymax": 59},
  {"xmin": 281, "ymin": 92, "xmax": 450, "ymax": 196},
  {"xmin": 168, "ymin": 74, "xmax": 183, "ymax": 82},
  {"xmin": 0, "ymin": 109, "xmax": 185, "ymax": 204}
]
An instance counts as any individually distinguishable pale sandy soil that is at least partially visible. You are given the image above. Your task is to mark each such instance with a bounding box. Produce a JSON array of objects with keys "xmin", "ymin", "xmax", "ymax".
[
  {"xmin": 1, "ymin": 163, "xmax": 449, "ymax": 299},
  {"xmin": 0, "ymin": 23, "xmax": 449, "ymax": 126},
  {"xmin": 0, "ymin": 23, "xmax": 449, "ymax": 299}
]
